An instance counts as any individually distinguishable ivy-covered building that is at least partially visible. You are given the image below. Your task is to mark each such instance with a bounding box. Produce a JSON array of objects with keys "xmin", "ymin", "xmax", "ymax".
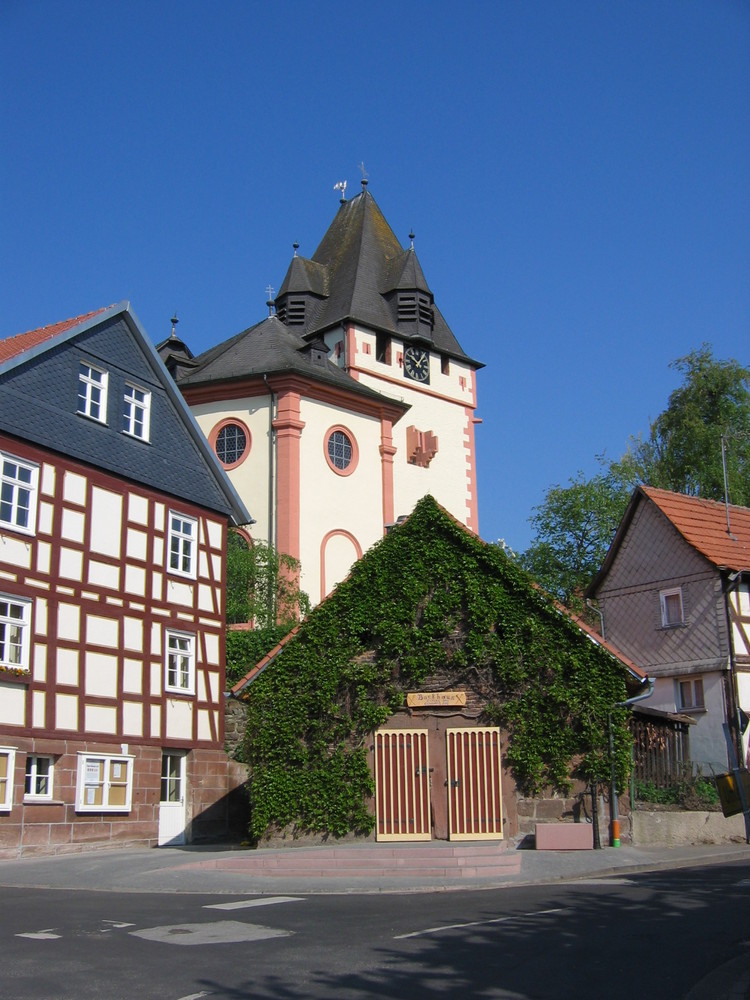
[{"xmin": 231, "ymin": 496, "xmax": 647, "ymax": 845}]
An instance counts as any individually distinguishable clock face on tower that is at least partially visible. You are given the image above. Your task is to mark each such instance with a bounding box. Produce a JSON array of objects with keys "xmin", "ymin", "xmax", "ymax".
[{"xmin": 403, "ymin": 345, "xmax": 430, "ymax": 384}]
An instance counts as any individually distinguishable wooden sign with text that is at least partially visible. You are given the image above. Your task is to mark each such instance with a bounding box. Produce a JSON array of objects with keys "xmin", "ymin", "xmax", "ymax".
[{"xmin": 406, "ymin": 691, "xmax": 466, "ymax": 708}]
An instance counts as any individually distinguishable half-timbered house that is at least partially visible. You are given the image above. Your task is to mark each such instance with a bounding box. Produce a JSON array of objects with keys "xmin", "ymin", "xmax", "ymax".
[
  {"xmin": 0, "ymin": 303, "xmax": 251, "ymax": 857},
  {"xmin": 587, "ymin": 486, "xmax": 750, "ymax": 774}
]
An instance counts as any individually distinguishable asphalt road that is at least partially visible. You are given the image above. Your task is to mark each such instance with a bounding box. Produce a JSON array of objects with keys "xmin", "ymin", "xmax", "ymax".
[{"xmin": 4, "ymin": 860, "xmax": 750, "ymax": 999}]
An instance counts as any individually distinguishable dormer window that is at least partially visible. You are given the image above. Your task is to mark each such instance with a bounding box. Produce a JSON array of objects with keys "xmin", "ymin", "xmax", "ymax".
[
  {"xmin": 278, "ymin": 296, "xmax": 307, "ymax": 326},
  {"xmin": 396, "ymin": 292, "xmax": 433, "ymax": 332}
]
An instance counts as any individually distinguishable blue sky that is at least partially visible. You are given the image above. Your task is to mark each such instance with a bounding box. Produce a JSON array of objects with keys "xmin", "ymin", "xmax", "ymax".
[{"xmin": 2, "ymin": 1, "xmax": 748, "ymax": 552}]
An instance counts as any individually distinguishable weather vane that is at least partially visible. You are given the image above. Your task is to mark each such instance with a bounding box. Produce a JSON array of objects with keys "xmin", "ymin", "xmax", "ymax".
[{"xmin": 334, "ymin": 180, "xmax": 347, "ymax": 201}]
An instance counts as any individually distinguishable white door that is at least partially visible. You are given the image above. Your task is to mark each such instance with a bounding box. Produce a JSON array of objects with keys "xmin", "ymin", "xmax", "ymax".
[{"xmin": 158, "ymin": 751, "xmax": 187, "ymax": 846}]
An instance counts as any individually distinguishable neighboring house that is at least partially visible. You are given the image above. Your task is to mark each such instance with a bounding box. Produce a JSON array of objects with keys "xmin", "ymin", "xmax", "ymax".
[
  {"xmin": 231, "ymin": 496, "xmax": 647, "ymax": 845},
  {"xmin": 587, "ymin": 486, "xmax": 750, "ymax": 774},
  {"xmin": 160, "ymin": 181, "xmax": 483, "ymax": 606},
  {"xmin": 0, "ymin": 303, "xmax": 251, "ymax": 858}
]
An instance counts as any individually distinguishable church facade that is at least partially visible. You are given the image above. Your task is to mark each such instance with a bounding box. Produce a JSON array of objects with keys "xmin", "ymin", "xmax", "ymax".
[{"xmin": 161, "ymin": 182, "xmax": 483, "ymax": 606}]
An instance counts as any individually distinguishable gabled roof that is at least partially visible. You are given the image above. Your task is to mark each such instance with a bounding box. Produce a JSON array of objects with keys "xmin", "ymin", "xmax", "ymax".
[
  {"xmin": 0, "ymin": 307, "xmax": 111, "ymax": 363},
  {"xmin": 176, "ymin": 314, "xmax": 410, "ymax": 417},
  {"xmin": 0, "ymin": 302, "xmax": 251, "ymax": 526},
  {"xmin": 276, "ymin": 187, "xmax": 483, "ymax": 366},
  {"xmin": 231, "ymin": 495, "xmax": 647, "ymax": 696},
  {"xmin": 587, "ymin": 486, "xmax": 750, "ymax": 595}
]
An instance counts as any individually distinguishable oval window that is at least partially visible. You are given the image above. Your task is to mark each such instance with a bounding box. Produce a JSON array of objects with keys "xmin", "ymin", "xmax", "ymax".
[
  {"xmin": 324, "ymin": 426, "xmax": 359, "ymax": 476},
  {"xmin": 211, "ymin": 420, "xmax": 250, "ymax": 469}
]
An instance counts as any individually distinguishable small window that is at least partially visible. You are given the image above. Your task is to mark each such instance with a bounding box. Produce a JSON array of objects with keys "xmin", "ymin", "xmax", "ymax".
[
  {"xmin": 24, "ymin": 755, "xmax": 54, "ymax": 800},
  {"xmin": 0, "ymin": 453, "xmax": 38, "ymax": 534},
  {"xmin": 161, "ymin": 752, "xmax": 185, "ymax": 803},
  {"xmin": 168, "ymin": 512, "xmax": 197, "ymax": 578},
  {"xmin": 0, "ymin": 596, "xmax": 31, "ymax": 672},
  {"xmin": 165, "ymin": 629, "xmax": 195, "ymax": 694},
  {"xmin": 660, "ymin": 588, "xmax": 684, "ymax": 627},
  {"xmin": 122, "ymin": 382, "xmax": 151, "ymax": 441},
  {"xmin": 678, "ymin": 678, "xmax": 705, "ymax": 712},
  {"xmin": 440, "ymin": 355, "xmax": 450, "ymax": 376},
  {"xmin": 324, "ymin": 426, "xmax": 359, "ymax": 477},
  {"xmin": 77, "ymin": 362, "xmax": 108, "ymax": 422},
  {"xmin": 214, "ymin": 422, "xmax": 250, "ymax": 468},
  {"xmin": 376, "ymin": 334, "xmax": 391, "ymax": 365},
  {"xmin": 76, "ymin": 753, "xmax": 133, "ymax": 812},
  {"xmin": 0, "ymin": 747, "xmax": 16, "ymax": 811}
]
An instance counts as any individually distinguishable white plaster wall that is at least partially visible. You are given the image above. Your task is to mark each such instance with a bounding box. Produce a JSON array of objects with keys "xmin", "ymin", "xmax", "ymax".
[
  {"xmin": 89, "ymin": 486, "xmax": 122, "ymax": 559},
  {"xmin": 650, "ymin": 672, "xmax": 729, "ymax": 771},
  {"xmin": 0, "ymin": 682, "xmax": 25, "ymax": 726},
  {"xmin": 298, "ymin": 398, "xmax": 382, "ymax": 605},
  {"xmin": 191, "ymin": 397, "xmax": 271, "ymax": 537},
  {"xmin": 166, "ymin": 698, "xmax": 193, "ymax": 740}
]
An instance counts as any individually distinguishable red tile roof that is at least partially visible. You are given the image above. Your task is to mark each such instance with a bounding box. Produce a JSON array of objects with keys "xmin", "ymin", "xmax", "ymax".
[
  {"xmin": 643, "ymin": 486, "xmax": 750, "ymax": 570},
  {"xmin": 0, "ymin": 307, "xmax": 112, "ymax": 364}
]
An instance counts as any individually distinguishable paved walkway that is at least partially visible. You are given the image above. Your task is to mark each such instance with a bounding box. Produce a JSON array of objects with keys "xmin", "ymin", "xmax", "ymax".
[{"xmin": 0, "ymin": 839, "xmax": 747, "ymax": 895}]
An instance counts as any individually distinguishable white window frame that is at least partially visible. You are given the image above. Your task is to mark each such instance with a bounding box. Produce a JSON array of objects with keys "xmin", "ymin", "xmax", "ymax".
[
  {"xmin": 660, "ymin": 587, "xmax": 684, "ymax": 628},
  {"xmin": 678, "ymin": 677, "xmax": 705, "ymax": 712},
  {"xmin": 24, "ymin": 754, "xmax": 54, "ymax": 801},
  {"xmin": 0, "ymin": 595, "xmax": 31, "ymax": 672},
  {"xmin": 77, "ymin": 362, "xmax": 109, "ymax": 422},
  {"xmin": 165, "ymin": 628, "xmax": 196, "ymax": 695},
  {"xmin": 0, "ymin": 747, "xmax": 16, "ymax": 812},
  {"xmin": 167, "ymin": 511, "xmax": 197, "ymax": 579},
  {"xmin": 122, "ymin": 381, "xmax": 152, "ymax": 441},
  {"xmin": 75, "ymin": 753, "xmax": 134, "ymax": 812},
  {"xmin": 0, "ymin": 452, "xmax": 39, "ymax": 535}
]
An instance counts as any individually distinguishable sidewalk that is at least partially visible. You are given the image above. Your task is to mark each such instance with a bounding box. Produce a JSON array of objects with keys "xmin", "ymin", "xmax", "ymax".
[{"xmin": 0, "ymin": 840, "xmax": 747, "ymax": 896}]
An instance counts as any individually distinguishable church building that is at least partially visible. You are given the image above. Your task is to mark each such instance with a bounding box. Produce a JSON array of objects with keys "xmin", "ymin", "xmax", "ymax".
[{"xmin": 161, "ymin": 181, "xmax": 483, "ymax": 605}]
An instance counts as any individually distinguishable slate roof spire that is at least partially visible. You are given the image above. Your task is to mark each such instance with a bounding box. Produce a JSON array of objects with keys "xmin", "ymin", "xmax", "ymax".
[{"xmin": 274, "ymin": 187, "xmax": 481, "ymax": 366}]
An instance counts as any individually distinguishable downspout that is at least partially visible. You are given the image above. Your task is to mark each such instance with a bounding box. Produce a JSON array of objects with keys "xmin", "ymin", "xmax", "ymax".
[
  {"xmin": 263, "ymin": 374, "xmax": 277, "ymax": 625},
  {"xmin": 263, "ymin": 374, "xmax": 276, "ymax": 549}
]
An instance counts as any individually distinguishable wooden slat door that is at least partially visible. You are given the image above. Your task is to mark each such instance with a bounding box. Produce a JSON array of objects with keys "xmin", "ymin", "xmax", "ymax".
[
  {"xmin": 446, "ymin": 727, "xmax": 503, "ymax": 840},
  {"xmin": 375, "ymin": 729, "xmax": 431, "ymax": 841}
]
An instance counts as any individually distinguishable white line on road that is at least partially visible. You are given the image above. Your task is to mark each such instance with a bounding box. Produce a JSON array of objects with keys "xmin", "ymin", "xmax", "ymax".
[
  {"xmin": 203, "ymin": 896, "xmax": 303, "ymax": 910},
  {"xmin": 394, "ymin": 907, "xmax": 566, "ymax": 940},
  {"xmin": 16, "ymin": 928, "xmax": 61, "ymax": 940}
]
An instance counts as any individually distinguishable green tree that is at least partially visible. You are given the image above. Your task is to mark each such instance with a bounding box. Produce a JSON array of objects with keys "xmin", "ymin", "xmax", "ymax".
[
  {"xmin": 226, "ymin": 533, "xmax": 310, "ymax": 628},
  {"xmin": 518, "ymin": 466, "xmax": 632, "ymax": 606},
  {"xmin": 521, "ymin": 346, "xmax": 750, "ymax": 605},
  {"xmin": 623, "ymin": 345, "xmax": 750, "ymax": 506}
]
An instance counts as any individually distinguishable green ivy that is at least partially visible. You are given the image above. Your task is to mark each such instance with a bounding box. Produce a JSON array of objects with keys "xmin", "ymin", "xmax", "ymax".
[{"xmin": 240, "ymin": 496, "xmax": 632, "ymax": 842}]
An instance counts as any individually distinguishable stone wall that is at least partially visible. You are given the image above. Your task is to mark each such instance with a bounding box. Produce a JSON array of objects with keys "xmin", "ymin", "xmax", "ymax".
[{"xmin": 632, "ymin": 809, "xmax": 747, "ymax": 846}]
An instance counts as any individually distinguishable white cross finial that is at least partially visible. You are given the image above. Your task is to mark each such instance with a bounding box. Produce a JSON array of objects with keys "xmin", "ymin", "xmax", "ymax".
[{"xmin": 359, "ymin": 161, "xmax": 368, "ymax": 182}]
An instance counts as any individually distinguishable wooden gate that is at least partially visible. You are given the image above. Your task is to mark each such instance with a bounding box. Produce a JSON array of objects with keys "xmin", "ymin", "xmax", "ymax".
[
  {"xmin": 374, "ymin": 729, "xmax": 431, "ymax": 841},
  {"xmin": 446, "ymin": 727, "xmax": 503, "ymax": 840}
]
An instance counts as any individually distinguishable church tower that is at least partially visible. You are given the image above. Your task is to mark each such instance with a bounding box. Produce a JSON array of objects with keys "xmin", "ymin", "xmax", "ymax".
[{"xmin": 167, "ymin": 182, "xmax": 483, "ymax": 605}]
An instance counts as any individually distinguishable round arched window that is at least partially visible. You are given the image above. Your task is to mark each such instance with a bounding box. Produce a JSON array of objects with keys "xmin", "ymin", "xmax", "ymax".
[
  {"xmin": 324, "ymin": 426, "xmax": 359, "ymax": 476},
  {"xmin": 210, "ymin": 419, "xmax": 251, "ymax": 469}
]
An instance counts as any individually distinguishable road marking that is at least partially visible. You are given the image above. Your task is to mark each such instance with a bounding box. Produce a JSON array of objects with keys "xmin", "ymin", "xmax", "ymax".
[
  {"xmin": 101, "ymin": 920, "xmax": 136, "ymax": 930},
  {"xmin": 175, "ymin": 993, "xmax": 212, "ymax": 999},
  {"xmin": 395, "ymin": 907, "xmax": 566, "ymax": 940},
  {"xmin": 16, "ymin": 928, "xmax": 61, "ymax": 940},
  {"xmin": 130, "ymin": 920, "xmax": 294, "ymax": 946},
  {"xmin": 736, "ymin": 880, "xmax": 750, "ymax": 887},
  {"xmin": 204, "ymin": 895, "xmax": 303, "ymax": 910}
]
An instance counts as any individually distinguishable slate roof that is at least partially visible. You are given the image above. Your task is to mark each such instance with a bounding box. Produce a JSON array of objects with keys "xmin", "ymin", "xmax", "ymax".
[
  {"xmin": 276, "ymin": 187, "xmax": 483, "ymax": 367},
  {"xmin": 176, "ymin": 314, "xmax": 410, "ymax": 416},
  {"xmin": 587, "ymin": 486, "xmax": 750, "ymax": 596},
  {"xmin": 0, "ymin": 307, "xmax": 111, "ymax": 363},
  {"xmin": 0, "ymin": 302, "xmax": 251, "ymax": 525}
]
